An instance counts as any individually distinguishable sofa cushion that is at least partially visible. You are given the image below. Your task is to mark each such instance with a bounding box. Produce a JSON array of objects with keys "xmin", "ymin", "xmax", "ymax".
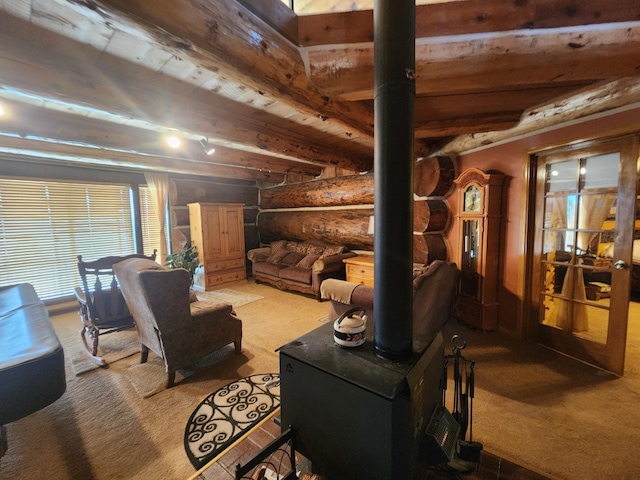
[
  {"xmin": 281, "ymin": 252, "xmax": 305, "ymax": 266},
  {"xmin": 279, "ymin": 266, "xmax": 312, "ymax": 284},
  {"xmin": 254, "ymin": 261, "xmax": 284, "ymax": 276},
  {"xmin": 296, "ymin": 253, "xmax": 320, "ymax": 269}
]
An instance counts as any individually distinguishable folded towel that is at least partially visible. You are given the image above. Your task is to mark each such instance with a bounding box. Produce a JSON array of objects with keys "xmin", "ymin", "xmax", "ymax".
[{"xmin": 320, "ymin": 279, "xmax": 359, "ymax": 304}]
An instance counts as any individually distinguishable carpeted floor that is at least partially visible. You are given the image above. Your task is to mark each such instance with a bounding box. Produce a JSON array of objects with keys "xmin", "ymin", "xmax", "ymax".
[
  {"xmin": 0, "ymin": 280, "xmax": 327, "ymax": 480},
  {"xmin": 2, "ymin": 281, "xmax": 640, "ymax": 479}
]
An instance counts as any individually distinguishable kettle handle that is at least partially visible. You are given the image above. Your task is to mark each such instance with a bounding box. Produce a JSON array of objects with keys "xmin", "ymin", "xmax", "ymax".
[{"xmin": 336, "ymin": 307, "xmax": 367, "ymax": 326}]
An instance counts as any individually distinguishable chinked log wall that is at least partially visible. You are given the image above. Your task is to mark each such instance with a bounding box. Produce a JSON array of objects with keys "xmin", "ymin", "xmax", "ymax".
[{"xmin": 258, "ymin": 156, "xmax": 457, "ymax": 264}]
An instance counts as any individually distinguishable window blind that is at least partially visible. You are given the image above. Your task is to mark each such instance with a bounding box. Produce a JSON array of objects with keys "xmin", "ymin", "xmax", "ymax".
[{"xmin": 0, "ymin": 178, "xmax": 135, "ymax": 300}]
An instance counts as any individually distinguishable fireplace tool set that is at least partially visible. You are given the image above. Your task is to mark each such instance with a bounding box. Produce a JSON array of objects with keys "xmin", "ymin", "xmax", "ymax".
[{"xmin": 443, "ymin": 335, "xmax": 483, "ymax": 468}]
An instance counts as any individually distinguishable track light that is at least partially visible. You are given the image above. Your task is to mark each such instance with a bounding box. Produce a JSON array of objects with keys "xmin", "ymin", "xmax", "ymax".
[{"xmin": 199, "ymin": 138, "xmax": 216, "ymax": 155}]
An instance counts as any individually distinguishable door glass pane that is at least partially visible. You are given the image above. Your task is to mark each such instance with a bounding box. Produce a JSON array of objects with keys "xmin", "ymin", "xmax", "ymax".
[
  {"xmin": 583, "ymin": 153, "xmax": 619, "ymax": 189},
  {"xmin": 547, "ymin": 159, "xmax": 579, "ymax": 192},
  {"xmin": 539, "ymin": 152, "xmax": 618, "ymax": 344}
]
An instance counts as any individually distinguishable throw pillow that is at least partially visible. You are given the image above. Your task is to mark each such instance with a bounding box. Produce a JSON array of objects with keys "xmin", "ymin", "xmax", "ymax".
[
  {"xmin": 307, "ymin": 245, "xmax": 325, "ymax": 255},
  {"xmin": 270, "ymin": 239, "xmax": 287, "ymax": 254},
  {"xmin": 286, "ymin": 241, "xmax": 299, "ymax": 252},
  {"xmin": 281, "ymin": 252, "xmax": 306, "ymax": 266},
  {"xmin": 294, "ymin": 243, "xmax": 311, "ymax": 254},
  {"xmin": 266, "ymin": 249, "xmax": 289, "ymax": 264},
  {"xmin": 320, "ymin": 245, "xmax": 345, "ymax": 258},
  {"xmin": 296, "ymin": 253, "xmax": 321, "ymax": 269}
]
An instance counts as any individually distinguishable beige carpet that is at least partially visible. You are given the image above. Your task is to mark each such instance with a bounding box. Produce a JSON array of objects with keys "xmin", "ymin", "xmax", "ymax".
[
  {"xmin": 69, "ymin": 329, "xmax": 140, "ymax": 376},
  {"xmin": 3, "ymin": 281, "xmax": 640, "ymax": 479},
  {"xmin": 0, "ymin": 280, "xmax": 327, "ymax": 480}
]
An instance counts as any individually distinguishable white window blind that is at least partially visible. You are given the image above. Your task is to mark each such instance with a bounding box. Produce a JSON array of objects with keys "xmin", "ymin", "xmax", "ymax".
[{"xmin": 0, "ymin": 178, "xmax": 135, "ymax": 300}]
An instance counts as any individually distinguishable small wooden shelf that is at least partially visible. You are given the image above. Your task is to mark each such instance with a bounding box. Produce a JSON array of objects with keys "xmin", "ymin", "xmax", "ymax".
[{"xmin": 344, "ymin": 255, "xmax": 374, "ymax": 287}]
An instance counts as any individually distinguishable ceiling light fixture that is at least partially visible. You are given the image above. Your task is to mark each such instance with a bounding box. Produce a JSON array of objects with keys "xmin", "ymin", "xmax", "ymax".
[
  {"xmin": 166, "ymin": 135, "xmax": 181, "ymax": 149},
  {"xmin": 199, "ymin": 138, "xmax": 216, "ymax": 155}
]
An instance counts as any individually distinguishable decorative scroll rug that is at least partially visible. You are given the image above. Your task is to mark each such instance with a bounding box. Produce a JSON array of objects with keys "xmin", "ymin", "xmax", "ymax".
[
  {"xmin": 184, "ymin": 373, "xmax": 281, "ymax": 469},
  {"xmin": 196, "ymin": 289, "xmax": 263, "ymax": 308}
]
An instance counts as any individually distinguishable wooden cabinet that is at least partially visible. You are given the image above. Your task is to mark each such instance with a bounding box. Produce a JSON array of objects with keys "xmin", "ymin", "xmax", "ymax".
[
  {"xmin": 188, "ymin": 203, "xmax": 246, "ymax": 291},
  {"xmin": 454, "ymin": 168, "xmax": 505, "ymax": 331},
  {"xmin": 344, "ymin": 256, "xmax": 375, "ymax": 287}
]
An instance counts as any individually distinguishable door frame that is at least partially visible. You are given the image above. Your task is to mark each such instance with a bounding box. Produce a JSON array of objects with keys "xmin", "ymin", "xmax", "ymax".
[{"xmin": 524, "ymin": 134, "xmax": 639, "ymax": 375}]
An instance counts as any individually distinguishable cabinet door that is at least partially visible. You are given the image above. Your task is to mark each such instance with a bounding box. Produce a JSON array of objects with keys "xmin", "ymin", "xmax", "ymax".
[
  {"xmin": 204, "ymin": 207, "xmax": 224, "ymax": 259},
  {"xmin": 223, "ymin": 206, "xmax": 245, "ymax": 259}
]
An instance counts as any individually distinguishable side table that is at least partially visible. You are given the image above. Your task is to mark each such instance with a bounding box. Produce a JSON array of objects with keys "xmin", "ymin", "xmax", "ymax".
[{"xmin": 343, "ymin": 255, "xmax": 374, "ymax": 287}]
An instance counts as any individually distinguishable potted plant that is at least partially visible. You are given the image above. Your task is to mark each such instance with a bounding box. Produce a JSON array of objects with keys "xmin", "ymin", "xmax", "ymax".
[{"xmin": 165, "ymin": 241, "xmax": 200, "ymax": 286}]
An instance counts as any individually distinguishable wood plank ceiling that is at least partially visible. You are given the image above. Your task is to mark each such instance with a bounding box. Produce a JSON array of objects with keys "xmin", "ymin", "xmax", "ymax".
[{"xmin": 0, "ymin": 0, "xmax": 639, "ymax": 183}]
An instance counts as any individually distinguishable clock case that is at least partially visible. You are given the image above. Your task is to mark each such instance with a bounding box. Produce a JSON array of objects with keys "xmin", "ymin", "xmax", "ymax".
[{"xmin": 454, "ymin": 168, "xmax": 505, "ymax": 331}]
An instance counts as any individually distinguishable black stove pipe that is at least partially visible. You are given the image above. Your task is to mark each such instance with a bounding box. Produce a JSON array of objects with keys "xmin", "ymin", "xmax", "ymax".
[{"xmin": 373, "ymin": 0, "xmax": 415, "ymax": 361}]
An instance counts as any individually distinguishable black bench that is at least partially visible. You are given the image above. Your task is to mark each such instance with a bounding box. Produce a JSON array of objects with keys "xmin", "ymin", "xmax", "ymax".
[{"xmin": 0, "ymin": 283, "xmax": 66, "ymax": 456}]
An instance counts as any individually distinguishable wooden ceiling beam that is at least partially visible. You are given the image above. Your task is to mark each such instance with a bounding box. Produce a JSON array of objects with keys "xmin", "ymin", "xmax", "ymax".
[
  {"xmin": 0, "ymin": 136, "xmax": 285, "ymax": 182},
  {"xmin": 307, "ymin": 24, "xmax": 640, "ymax": 101},
  {"xmin": 0, "ymin": 15, "xmax": 371, "ymax": 171},
  {"xmin": 85, "ymin": 0, "xmax": 374, "ymax": 137},
  {"xmin": 298, "ymin": 0, "xmax": 640, "ymax": 46},
  {"xmin": 413, "ymin": 82, "xmax": 593, "ymax": 136},
  {"xmin": 0, "ymin": 99, "xmax": 324, "ymax": 177},
  {"xmin": 437, "ymin": 77, "xmax": 640, "ymax": 154}
]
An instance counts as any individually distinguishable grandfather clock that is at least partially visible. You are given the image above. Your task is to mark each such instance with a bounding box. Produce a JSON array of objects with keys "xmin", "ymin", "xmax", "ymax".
[{"xmin": 454, "ymin": 168, "xmax": 505, "ymax": 331}]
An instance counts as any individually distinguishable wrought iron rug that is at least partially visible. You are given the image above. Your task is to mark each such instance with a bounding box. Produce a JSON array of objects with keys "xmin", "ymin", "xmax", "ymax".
[{"xmin": 184, "ymin": 373, "xmax": 281, "ymax": 469}]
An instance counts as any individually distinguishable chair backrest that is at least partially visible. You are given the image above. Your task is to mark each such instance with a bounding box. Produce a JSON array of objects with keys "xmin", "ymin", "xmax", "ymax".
[
  {"xmin": 77, "ymin": 251, "xmax": 157, "ymax": 327},
  {"xmin": 113, "ymin": 257, "xmax": 192, "ymax": 354}
]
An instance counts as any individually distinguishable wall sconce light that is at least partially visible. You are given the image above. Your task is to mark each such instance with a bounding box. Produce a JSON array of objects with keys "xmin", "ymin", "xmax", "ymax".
[
  {"xmin": 199, "ymin": 138, "xmax": 216, "ymax": 155},
  {"xmin": 368, "ymin": 215, "xmax": 375, "ymax": 235}
]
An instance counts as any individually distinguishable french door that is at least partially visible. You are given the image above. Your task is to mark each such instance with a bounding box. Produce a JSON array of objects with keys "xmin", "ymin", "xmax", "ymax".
[{"xmin": 531, "ymin": 135, "xmax": 639, "ymax": 375}]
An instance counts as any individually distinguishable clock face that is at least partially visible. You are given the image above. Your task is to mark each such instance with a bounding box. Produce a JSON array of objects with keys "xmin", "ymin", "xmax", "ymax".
[{"xmin": 464, "ymin": 185, "xmax": 481, "ymax": 212}]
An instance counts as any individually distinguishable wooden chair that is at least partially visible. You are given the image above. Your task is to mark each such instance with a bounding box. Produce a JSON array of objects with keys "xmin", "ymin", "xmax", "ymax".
[{"xmin": 75, "ymin": 251, "xmax": 157, "ymax": 365}]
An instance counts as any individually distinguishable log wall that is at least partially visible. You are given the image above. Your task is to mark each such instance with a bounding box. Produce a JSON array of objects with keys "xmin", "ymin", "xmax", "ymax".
[{"xmin": 257, "ymin": 156, "xmax": 458, "ymax": 263}]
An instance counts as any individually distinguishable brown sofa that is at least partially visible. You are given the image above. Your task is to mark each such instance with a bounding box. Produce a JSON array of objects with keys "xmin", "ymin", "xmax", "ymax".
[
  {"xmin": 321, "ymin": 260, "xmax": 459, "ymax": 342},
  {"xmin": 247, "ymin": 239, "xmax": 356, "ymax": 299},
  {"xmin": 113, "ymin": 258, "xmax": 243, "ymax": 388}
]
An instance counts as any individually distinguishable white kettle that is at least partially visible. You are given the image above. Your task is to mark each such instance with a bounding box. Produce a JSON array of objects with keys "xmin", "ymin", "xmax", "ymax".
[{"xmin": 334, "ymin": 307, "xmax": 367, "ymax": 347}]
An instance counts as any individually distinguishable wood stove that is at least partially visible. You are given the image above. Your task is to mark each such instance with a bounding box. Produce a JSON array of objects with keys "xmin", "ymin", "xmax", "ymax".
[
  {"xmin": 279, "ymin": 324, "xmax": 444, "ymax": 479},
  {"xmin": 278, "ymin": 0, "xmax": 441, "ymax": 477}
]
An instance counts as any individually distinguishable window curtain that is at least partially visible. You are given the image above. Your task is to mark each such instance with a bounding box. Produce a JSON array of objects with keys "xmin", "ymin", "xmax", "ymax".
[
  {"xmin": 577, "ymin": 193, "xmax": 617, "ymax": 254},
  {"xmin": 143, "ymin": 173, "xmax": 169, "ymax": 263},
  {"xmin": 549, "ymin": 193, "xmax": 616, "ymax": 333}
]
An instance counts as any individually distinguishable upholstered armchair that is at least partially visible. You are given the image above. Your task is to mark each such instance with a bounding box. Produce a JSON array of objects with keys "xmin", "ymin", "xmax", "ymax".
[
  {"xmin": 321, "ymin": 260, "xmax": 459, "ymax": 342},
  {"xmin": 113, "ymin": 258, "xmax": 243, "ymax": 388}
]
